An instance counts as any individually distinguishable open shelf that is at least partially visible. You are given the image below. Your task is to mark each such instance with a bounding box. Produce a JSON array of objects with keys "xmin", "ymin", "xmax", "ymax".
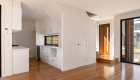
[{"xmin": 50, "ymin": 48, "xmax": 57, "ymax": 58}]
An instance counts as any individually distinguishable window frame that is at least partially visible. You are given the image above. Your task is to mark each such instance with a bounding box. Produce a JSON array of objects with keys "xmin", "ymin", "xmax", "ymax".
[{"xmin": 44, "ymin": 35, "xmax": 59, "ymax": 46}]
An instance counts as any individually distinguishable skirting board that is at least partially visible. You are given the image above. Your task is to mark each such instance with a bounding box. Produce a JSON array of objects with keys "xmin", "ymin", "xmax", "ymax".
[
  {"xmin": 87, "ymin": 61, "xmax": 96, "ymax": 65},
  {"xmin": 62, "ymin": 61, "xmax": 97, "ymax": 72},
  {"xmin": 41, "ymin": 59, "xmax": 61, "ymax": 70},
  {"xmin": 2, "ymin": 72, "xmax": 13, "ymax": 77},
  {"xmin": 61, "ymin": 66, "xmax": 77, "ymax": 72}
]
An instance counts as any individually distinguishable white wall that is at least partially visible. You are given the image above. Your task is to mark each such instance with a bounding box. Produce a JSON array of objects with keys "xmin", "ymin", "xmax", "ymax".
[
  {"xmin": 93, "ymin": 21, "xmax": 98, "ymax": 51},
  {"xmin": 114, "ymin": 9, "xmax": 140, "ymax": 61},
  {"xmin": 97, "ymin": 19, "xmax": 114, "ymax": 56},
  {"xmin": 0, "ymin": 0, "xmax": 13, "ymax": 77},
  {"xmin": 43, "ymin": 0, "xmax": 62, "ymax": 25},
  {"xmin": 12, "ymin": 19, "xmax": 36, "ymax": 58},
  {"xmin": 57, "ymin": 2, "xmax": 96, "ymax": 71}
]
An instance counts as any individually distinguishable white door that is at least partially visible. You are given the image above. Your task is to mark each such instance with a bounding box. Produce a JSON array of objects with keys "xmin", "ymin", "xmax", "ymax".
[{"xmin": 77, "ymin": 31, "xmax": 87, "ymax": 67}]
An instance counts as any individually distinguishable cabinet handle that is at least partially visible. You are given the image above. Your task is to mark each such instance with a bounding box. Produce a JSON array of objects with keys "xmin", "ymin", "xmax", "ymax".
[{"xmin": 50, "ymin": 29, "xmax": 52, "ymax": 32}]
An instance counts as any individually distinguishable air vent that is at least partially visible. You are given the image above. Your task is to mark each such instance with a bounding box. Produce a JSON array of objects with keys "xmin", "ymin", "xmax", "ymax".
[{"xmin": 86, "ymin": 11, "xmax": 97, "ymax": 17}]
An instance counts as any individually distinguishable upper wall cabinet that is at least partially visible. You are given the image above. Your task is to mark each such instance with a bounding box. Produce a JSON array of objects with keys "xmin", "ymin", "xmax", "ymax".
[
  {"xmin": 12, "ymin": 7, "xmax": 22, "ymax": 33},
  {"xmin": 43, "ymin": 22, "xmax": 61, "ymax": 34}
]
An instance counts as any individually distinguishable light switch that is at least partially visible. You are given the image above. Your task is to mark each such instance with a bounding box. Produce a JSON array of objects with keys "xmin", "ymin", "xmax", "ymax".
[{"xmin": 5, "ymin": 28, "xmax": 8, "ymax": 34}]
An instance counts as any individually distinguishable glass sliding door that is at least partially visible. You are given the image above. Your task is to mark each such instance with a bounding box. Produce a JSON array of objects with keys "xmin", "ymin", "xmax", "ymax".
[{"xmin": 121, "ymin": 17, "xmax": 140, "ymax": 64}]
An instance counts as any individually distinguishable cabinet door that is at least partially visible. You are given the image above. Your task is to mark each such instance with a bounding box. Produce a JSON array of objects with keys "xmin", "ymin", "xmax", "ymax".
[
  {"xmin": 50, "ymin": 57, "xmax": 57, "ymax": 65},
  {"xmin": 56, "ymin": 49, "xmax": 62, "ymax": 67},
  {"xmin": 51, "ymin": 23, "xmax": 60, "ymax": 33},
  {"xmin": 12, "ymin": 7, "xmax": 22, "ymax": 31},
  {"xmin": 43, "ymin": 24, "xmax": 61, "ymax": 34},
  {"xmin": 43, "ymin": 26, "xmax": 49, "ymax": 34}
]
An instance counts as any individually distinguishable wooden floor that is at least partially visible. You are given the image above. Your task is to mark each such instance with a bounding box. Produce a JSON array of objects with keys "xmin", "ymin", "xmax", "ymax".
[{"xmin": 1, "ymin": 58, "xmax": 140, "ymax": 80}]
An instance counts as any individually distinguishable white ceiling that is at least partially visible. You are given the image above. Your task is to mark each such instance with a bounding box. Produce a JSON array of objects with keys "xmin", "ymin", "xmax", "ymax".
[
  {"xmin": 55, "ymin": 0, "xmax": 140, "ymax": 21},
  {"xmin": 20, "ymin": 0, "xmax": 49, "ymax": 19},
  {"xmin": 20, "ymin": 0, "xmax": 140, "ymax": 21}
]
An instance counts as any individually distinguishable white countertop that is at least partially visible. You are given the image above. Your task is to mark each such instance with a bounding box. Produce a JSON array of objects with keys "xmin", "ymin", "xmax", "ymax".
[
  {"xmin": 12, "ymin": 46, "xmax": 30, "ymax": 50},
  {"xmin": 37, "ymin": 45, "xmax": 61, "ymax": 49}
]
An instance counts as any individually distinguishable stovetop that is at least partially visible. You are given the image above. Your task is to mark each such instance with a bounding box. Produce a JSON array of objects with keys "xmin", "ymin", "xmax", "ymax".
[{"xmin": 12, "ymin": 45, "xmax": 18, "ymax": 47}]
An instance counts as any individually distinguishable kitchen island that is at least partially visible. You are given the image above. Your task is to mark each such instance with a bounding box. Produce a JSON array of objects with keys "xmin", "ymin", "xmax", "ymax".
[{"xmin": 12, "ymin": 46, "xmax": 30, "ymax": 74}]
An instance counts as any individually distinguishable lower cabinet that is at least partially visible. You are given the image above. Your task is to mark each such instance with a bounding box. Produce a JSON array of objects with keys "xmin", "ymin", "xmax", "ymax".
[
  {"xmin": 40, "ymin": 46, "xmax": 62, "ymax": 69},
  {"xmin": 13, "ymin": 48, "xmax": 29, "ymax": 74}
]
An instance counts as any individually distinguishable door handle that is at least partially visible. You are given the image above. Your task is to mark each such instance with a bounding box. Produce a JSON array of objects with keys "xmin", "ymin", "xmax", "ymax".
[{"xmin": 78, "ymin": 44, "xmax": 81, "ymax": 46}]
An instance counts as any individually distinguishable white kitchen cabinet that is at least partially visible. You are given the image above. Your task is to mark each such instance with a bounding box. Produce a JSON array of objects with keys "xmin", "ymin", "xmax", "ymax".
[
  {"xmin": 40, "ymin": 46, "xmax": 50, "ymax": 62},
  {"xmin": 56, "ymin": 49, "xmax": 62, "ymax": 67},
  {"xmin": 40, "ymin": 46, "xmax": 62, "ymax": 69},
  {"xmin": 12, "ymin": 7, "xmax": 22, "ymax": 32},
  {"xmin": 12, "ymin": 46, "xmax": 30, "ymax": 74},
  {"xmin": 42, "ymin": 22, "xmax": 61, "ymax": 34}
]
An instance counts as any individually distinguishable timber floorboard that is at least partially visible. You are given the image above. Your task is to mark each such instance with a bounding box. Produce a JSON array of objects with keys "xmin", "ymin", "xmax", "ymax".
[{"xmin": 0, "ymin": 58, "xmax": 140, "ymax": 80}]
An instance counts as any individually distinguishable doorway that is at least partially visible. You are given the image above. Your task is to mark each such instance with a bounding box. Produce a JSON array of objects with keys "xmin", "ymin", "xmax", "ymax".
[
  {"xmin": 77, "ymin": 31, "xmax": 87, "ymax": 67},
  {"xmin": 99, "ymin": 24, "xmax": 110, "ymax": 55},
  {"xmin": 121, "ymin": 17, "xmax": 140, "ymax": 64}
]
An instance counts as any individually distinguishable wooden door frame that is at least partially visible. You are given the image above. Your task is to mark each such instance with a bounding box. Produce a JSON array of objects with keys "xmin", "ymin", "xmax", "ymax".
[{"xmin": 76, "ymin": 30, "xmax": 88, "ymax": 67}]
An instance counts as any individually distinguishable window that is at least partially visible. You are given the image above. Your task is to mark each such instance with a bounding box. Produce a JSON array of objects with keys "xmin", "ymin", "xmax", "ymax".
[
  {"xmin": 135, "ymin": 25, "xmax": 138, "ymax": 30},
  {"xmin": 45, "ymin": 35, "xmax": 59, "ymax": 46},
  {"xmin": 52, "ymin": 36, "xmax": 58, "ymax": 45},
  {"xmin": 134, "ymin": 24, "xmax": 140, "ymax": 30},
  {"xmin": 46, "ymin": 36, "xmax": 51, "ymax": 45}
]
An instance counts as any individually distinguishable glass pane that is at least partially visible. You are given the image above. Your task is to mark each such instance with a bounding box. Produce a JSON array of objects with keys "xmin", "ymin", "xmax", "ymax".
[
  {"xmin": 107, "ymin": 27, "xmax": 108, "ymax": 52},
  {"xmin": 139, "ymin": 24, "xmax": 140, "ymax": 30},
  {"xmin": 52, "ymin": 36, "xmax": 58, "ymax": 45},
  {"xmin": 122, "ymin": 18, "xmax": 140, "ymax": 64},
  {"xmin": 46, "ymin": 37, "xmax": 52, "ymax": 44},
  {"xmin": 122, "ymin": 20, "xmax": 125, "ymax": 62},
  {"xmin": 135, "ymin": 25, "xmax": 138, "ymax": 30}
]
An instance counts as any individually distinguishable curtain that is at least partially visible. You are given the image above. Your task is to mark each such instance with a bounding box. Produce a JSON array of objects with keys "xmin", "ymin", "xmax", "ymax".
[{"xmin": 125, "ymin": 19, "xmax": 134, "ymax": 62}]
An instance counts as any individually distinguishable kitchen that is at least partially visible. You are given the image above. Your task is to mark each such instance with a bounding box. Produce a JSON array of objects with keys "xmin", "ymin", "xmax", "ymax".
[{"xmin": 12, "ymin": 1, "xmax": 62, "ymax": 74}]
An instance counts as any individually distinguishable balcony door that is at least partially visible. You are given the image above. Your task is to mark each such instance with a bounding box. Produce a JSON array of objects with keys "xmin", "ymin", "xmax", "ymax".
[
  {"xmin": 99, "ymin": 24, "xmax": 110, "ymax": 55},
  {"xmin": 121, "ymin": 17, "xmax": 140, "ymax": 64}
]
